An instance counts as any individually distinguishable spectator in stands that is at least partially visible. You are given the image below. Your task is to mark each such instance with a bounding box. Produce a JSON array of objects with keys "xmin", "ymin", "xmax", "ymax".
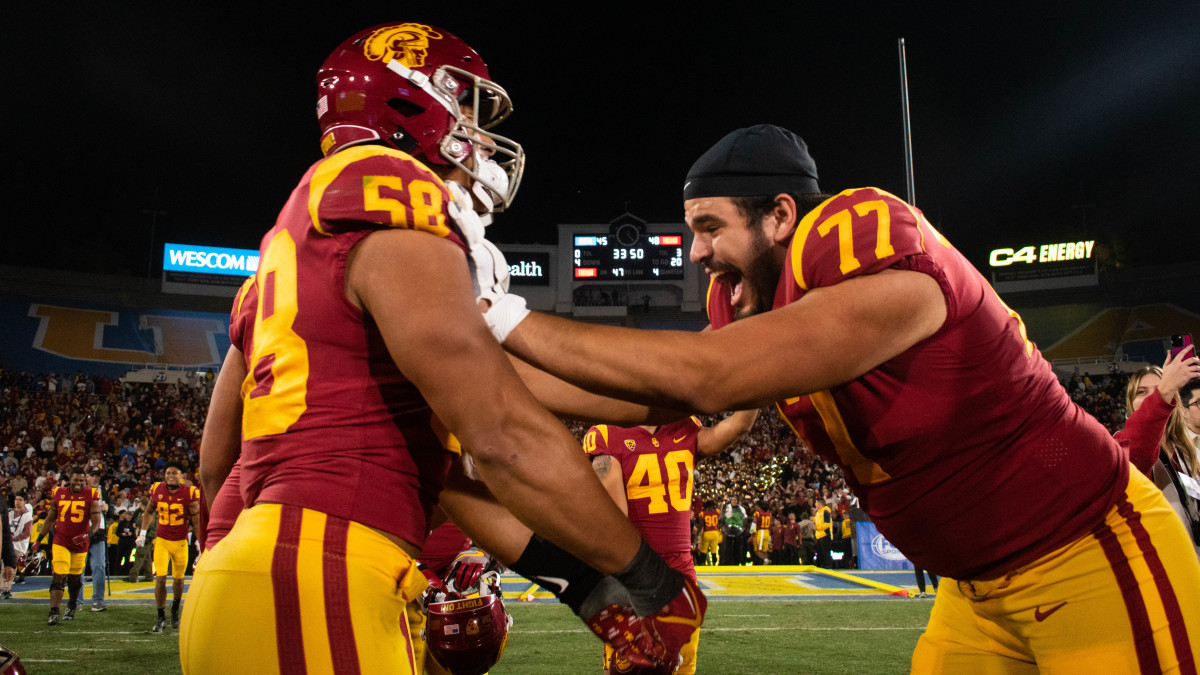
[{"xmin": 1119, "ymin": 353, "xmax": 1200, "ymax": 556}]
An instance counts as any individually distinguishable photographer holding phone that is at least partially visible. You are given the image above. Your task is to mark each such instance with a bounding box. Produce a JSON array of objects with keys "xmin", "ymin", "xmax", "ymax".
[{"xmin": 1120, "ymin": 337, "xmax": 1200, "ymax": 556}]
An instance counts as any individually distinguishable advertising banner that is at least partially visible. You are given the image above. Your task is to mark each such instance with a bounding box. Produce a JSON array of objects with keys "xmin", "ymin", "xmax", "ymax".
[{"xmin": 856, "ymin": 522, "xmax": 913, "ymax": 570}]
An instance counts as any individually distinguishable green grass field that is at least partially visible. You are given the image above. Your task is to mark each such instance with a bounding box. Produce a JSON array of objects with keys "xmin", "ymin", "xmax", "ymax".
[{"xmin": 0, "ymin": 597, "xmax": 932, "ymax": 674}]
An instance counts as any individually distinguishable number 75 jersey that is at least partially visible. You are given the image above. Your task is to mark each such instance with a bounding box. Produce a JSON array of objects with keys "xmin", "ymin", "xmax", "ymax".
[{"xmin": 583, "ymin": 418, "xmax": 702, "ymax": 557}]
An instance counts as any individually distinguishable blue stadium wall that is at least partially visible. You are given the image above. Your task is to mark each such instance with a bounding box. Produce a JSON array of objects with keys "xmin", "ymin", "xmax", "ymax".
[{"xmin": 0, "ymin": 293, "xmax": 231, "ymax": 377}]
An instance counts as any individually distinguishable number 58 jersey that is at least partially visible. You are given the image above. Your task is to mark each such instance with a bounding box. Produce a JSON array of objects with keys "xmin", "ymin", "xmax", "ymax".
[
  {"xmin": 583, "ymin": 418, "xmax": 702, "ymax": 558},
  {"xmin": 239, "ymin": 145, "xmax": 466, "ymax": 549}
]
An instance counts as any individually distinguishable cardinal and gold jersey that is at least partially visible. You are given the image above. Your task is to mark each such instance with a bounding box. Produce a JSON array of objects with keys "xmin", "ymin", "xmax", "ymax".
[
  {"xmin": 149, "ymin": 481, "xmax": 200, "ymax": 542},
  {"xmin": 238, "ymin": 145, "xmax": 467, "ymax": 549},
  {"xmin": 701, "ymin": 509, "xmax": 721, "ymax": 533},
  {"xmin": 708, "ymin": 187, "xmax": 1124, "ymax": 580},
  {"xmin": 203, "ymin": 275, "xmax": 257, "ymax": 552},
  {"xmin": 584, "ymin": 418, "xmax": 701, "ymax": 566},
  {"xmin": 752, "ymin": 509, "xmax": 772, "ymax": 532},
  {"xmin": 49, "ymin": 486, "xmax": 100, "ymax": 550}
]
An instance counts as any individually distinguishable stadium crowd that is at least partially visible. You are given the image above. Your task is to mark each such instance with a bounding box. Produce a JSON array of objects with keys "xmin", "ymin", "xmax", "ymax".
[
  {"xmin": 0, "ymin": 367, "xmax": 211, "ymax": 584},
  {"xmin": 0, "ymin": 363, "xmax": 1184, "ymax": 581}
]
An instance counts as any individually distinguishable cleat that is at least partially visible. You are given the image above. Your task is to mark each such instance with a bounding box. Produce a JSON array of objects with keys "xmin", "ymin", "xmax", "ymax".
[
  {"xmin": 171, "ymin": 606, "xmax": 181, "ymax": 629},
  {"xmin": 152, "ymin": 617, "xmax": 167, "ymax": 633},
  {"xmin": 1, "ymin": 591, "xmax": 11, "ymax": 600},
  {"xmin": 47, "ymin": 611, "xmax": 60, "ymax": 626},
  {"xmin": 63, "ymin": 606, "xmax": 76, "ymax": 621}
]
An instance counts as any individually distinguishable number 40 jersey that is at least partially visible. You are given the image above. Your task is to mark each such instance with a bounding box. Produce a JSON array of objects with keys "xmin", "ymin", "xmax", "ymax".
[{"xmin": 583, "ymin": 418, "xmax": 702, "ymax": 561}]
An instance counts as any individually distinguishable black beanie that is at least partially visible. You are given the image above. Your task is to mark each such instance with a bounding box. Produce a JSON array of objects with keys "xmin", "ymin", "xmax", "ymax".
[{"xmin": 683, "ymin": 124, "xmax": 820, "ymax": 201}]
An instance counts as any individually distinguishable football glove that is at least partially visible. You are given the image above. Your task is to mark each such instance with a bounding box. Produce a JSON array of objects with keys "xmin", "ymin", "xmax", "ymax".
[
  {"xmin": 484, "ymin": 293, "xmax": 530, "ymax": 343},
  {"xmin": 70, "ymin": 533, "xmax": 91, "ymax": 552},
  {"xmin": 471, "ymin": 240, "xmax": 511, "ymax": 309}
]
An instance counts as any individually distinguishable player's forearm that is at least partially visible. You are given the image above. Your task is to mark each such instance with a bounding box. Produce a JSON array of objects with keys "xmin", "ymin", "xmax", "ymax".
[
  {"xmin": 466, "ymin": 407, "xmax": 643, "ymax": 574},
  {"xmin": 437, "ymin": 466, "xmax": 535, "ymax": 565},
  {"xmin": 508, "ymin": 353, "xmax": 686, "ymax": 425},
  {"xmin": 506, "ymin": 311, "xmax": 722, "ymax": 412},
  {"xmin": 505, "ymin": 270, "xmax": 947, "ymax": 413}
]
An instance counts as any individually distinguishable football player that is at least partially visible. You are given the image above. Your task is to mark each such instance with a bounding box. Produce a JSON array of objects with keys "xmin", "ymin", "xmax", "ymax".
[
  {"xmin": 484, "ymin": 124, "xmax": 1200, "ymax": 671},
  {"xmin": 35, "ymin": 467, "xmax": 101, "ymax": 625},
  {"xmin": 748, "ymin": 501, "xmax": 772, "ymax": 565},
  {"xmin": 585, "ymin": 410, "xmax": 757, "ymax": 675},
  {"xmin": 139, "ymin": 461, "xmax": 200, "ymax": 632},
  {"xmin": 180, "ymin": 23, "xmax": 700, "ymax": 674},
  {"xmin": 697, "ymin": 501, "xmax": 722, "ymax": 567}
]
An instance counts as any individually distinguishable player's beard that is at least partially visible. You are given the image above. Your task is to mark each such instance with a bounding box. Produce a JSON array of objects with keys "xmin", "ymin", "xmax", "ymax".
[{"xmin": 734, "ymin": 224, "xmax": 780, "ymax": 321}]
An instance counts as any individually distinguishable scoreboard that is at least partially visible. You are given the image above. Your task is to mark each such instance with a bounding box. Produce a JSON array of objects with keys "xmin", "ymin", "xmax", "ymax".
[{"xmin": 572, "ymin": 232, "xmax": 686, "ymax": 281}]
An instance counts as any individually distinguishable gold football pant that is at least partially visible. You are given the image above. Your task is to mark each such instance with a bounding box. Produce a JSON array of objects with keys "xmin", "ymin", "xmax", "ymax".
[
  {"xmin": 180, "ymin": 503, "xmax": 428, "ymax": 675},
  {"xmin": 153, "ymin": 537, "xmax": 189, "ymax": 580},
  {"xmin": 912, "ymin": 467, "xmax": 1200, "ymax": 673},
  {"xmin": 50, "ymin": 544, "xmax": 87, "ymax": 576}
]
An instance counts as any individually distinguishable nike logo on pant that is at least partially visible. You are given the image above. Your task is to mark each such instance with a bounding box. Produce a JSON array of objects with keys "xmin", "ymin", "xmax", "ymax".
[{"xmin": 1034, "ymin": 601, "xmax": 1067, "ymax": 622}]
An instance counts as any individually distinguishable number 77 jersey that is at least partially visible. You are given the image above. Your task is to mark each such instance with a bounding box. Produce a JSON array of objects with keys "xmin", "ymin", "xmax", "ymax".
[{"xmin": 583, "ymin": 418, "xmax": 701, "ymax": 559}]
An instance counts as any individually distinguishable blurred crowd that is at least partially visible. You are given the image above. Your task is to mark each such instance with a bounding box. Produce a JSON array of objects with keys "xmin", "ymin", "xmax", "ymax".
[
  {"xmin": 2, "ymin": 364, "xmax": 1141, "ymax": 574},
  {"xmin": 0, "ymin": 367, "xmax": 211, "ymax": 524}
]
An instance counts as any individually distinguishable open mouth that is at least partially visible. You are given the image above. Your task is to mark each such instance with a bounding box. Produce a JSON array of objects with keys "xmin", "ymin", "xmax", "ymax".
[{"xmin": 714, "ymin": 270, "xmax": 745, "ymax": 307}]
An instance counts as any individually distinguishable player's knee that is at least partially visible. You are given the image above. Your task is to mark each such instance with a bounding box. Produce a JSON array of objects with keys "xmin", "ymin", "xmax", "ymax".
[{"xmin": 49, "ymin": 576, "xmax": 66, "ymax": 591}]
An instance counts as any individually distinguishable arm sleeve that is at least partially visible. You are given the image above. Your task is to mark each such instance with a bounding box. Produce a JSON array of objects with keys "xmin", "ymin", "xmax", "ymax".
[{"xmin": 1114, "ymin": 392, "xmax": 1173, "ymax": 476}]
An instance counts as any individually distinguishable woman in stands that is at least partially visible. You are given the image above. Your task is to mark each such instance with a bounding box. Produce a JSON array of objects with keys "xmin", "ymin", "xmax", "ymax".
[{"xmin": 1118, "ymin": 348, "xmax": 1200, "ymax": 557}]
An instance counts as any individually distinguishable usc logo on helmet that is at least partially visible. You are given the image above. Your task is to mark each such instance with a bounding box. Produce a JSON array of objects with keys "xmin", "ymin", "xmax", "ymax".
[{"xmin": 363, "ymin": 23, "xmax": 443, "ymax": 68}]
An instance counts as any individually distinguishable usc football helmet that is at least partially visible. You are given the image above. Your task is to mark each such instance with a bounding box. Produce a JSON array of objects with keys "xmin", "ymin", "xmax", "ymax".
[
  {"xmin": 0, "ymin": 641, "xmax": 26, "ymax": 675},
  {"xmin": 424, "ymin": 571, "xmax": 512, "ymax": 675},
  {"xmin": 21, "ymin": 549, "xmax": 45, "ymax": 577},
  {"xmin": 316, "ymin": 22, "xmax": 524, "ymax": 209}
]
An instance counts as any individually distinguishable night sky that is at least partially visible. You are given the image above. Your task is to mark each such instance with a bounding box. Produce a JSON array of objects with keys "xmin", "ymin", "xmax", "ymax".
[{"xmin": 8, "ymin": 2, "xmax": 1199, "ymax": 277}]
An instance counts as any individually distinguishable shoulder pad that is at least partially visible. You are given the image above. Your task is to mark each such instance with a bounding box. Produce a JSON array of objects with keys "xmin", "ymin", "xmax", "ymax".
[
  {"xmin": 789, "ymin": 188, "xmax": 931, "ymax": 292},
  {"xmin": 583, "ymin": 426, "xmax": 611, "ymax": 456},
  {"xmin": 307, "ymin": 146, "xmax": 456, "ymax": 241}
]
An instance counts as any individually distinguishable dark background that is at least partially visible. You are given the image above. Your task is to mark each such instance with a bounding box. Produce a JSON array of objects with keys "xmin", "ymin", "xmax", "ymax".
[{"xmin": 7, "ymin": 2, "xmax": 1198, "ymax": 276}]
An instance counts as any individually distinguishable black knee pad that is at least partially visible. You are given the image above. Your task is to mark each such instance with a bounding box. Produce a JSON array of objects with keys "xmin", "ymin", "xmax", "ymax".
[{"xmin": 49, "ymin": 576, "xmax": 66, "ymax": 592}]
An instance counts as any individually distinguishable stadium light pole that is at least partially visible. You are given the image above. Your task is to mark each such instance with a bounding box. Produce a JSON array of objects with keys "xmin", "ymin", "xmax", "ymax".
[
  {"xmin": 143, "ymin": 188, "xmax": 167, "ymax": 280},
  {"xmin": 899, "ymin": 38, "xmax": 916, "ymax": 206}
]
